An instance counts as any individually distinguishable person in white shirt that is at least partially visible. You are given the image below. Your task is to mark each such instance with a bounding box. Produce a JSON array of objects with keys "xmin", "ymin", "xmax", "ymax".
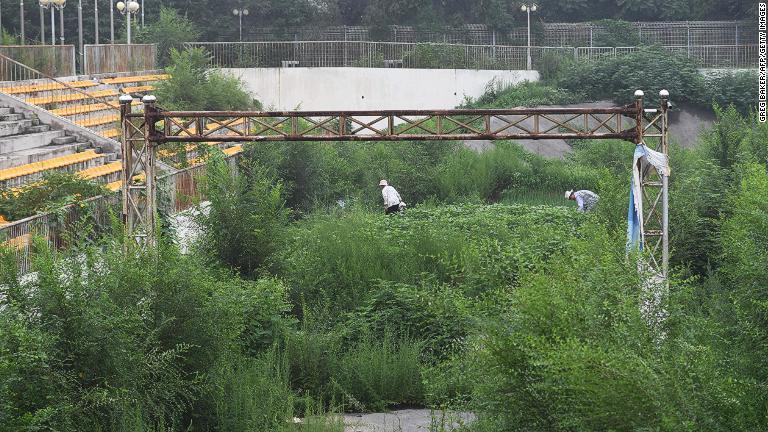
[
  {"xmin": 565, "ymin": 189, "xmax": 600, "ymax": 212},
  {"xmin": 379, "ymin": 180, "xmax": 405, "ymax": 215}
]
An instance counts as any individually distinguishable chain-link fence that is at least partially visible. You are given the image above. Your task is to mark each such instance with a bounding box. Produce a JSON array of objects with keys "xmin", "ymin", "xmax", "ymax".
[
  {"xmin": 236, "ymin": 21, "xmax": 755, "ymax": 47},
  {"xmin": 189, "ymin": 41, "xmax": 757, "ymax": 70}
]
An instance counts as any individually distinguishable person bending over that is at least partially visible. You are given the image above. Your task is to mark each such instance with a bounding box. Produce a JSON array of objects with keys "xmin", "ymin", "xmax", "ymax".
[
  {"xmin": 565, "ymin": 189, "xmax": 599, "ymax": 212},
  {"xmin": 379, "ymin": 180, "xmax": 405, "ymax": 215}
]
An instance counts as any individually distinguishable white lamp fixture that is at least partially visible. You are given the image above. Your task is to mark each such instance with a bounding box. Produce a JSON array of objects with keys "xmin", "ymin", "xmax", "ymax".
[
  {"xmin": 233, "ymin": 7, "xmax": 249, "ymax": 42},
  {"xmin": 520, "ymin": 3, "xmax": 538, "ymax": 70},
  {"xmin": 117, "ymin": 0, "xmax": 139, "ymax": 44}
]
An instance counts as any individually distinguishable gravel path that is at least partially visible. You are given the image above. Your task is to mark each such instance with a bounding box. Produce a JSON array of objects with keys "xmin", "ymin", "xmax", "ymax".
[{"xmin": 343, "ymin": 409, "xmax": 475, "ymax": 432}]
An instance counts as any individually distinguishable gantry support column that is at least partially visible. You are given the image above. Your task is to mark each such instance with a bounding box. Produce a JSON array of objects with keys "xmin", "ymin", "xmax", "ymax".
[{"xmin": 120, "ymin": 94, "xmax": 158, "ymax": 247}]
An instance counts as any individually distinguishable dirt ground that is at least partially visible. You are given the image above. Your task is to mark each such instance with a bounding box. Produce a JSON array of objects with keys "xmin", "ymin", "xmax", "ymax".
[{"xmin": 342, "ymin": 409, "xmax": 475, "ymax": 432}]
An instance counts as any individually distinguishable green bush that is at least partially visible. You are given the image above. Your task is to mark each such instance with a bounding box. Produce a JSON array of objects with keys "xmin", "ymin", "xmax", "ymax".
[
  {"xmin": 135, "ymin": 7, "xmax": 201, "ymax": 67},
  {"xmin": 0, "ymin": 236, "xmax": 295, "ymax": 430},
  {"xmin": 199, "ymin": 153, "xmax": 290, "ymax": 277},
  {"xmin": 466, "ymin": 80, "xmax": 583, "ymax": 108},
  {"xmin": 559, "ymin": 46, "xmax": 705, "ymax": 108},
  {"xmin": 469, "ymin": 222, "xmax": 751, "ymax": 431},
  {"xmin": 0, "ymin": 172, "xmax": 107, "ymax": 221},
  {"xmin": 155, "ymin": 47, "xmax": 255, "ymax": 111},
  {"xmin": 701, "ymin": 70, "xmax": 757, "ymax": 116}
]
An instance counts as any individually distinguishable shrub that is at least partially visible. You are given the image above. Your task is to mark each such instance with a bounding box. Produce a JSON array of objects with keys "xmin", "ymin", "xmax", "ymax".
[
  {"xmin": 155, "ymin": 47, "xmax": 255, "ymax": 111},
  {"xmin": 0, "ymin": 172, "xmax": 107, "ymax": 221},
  {"xmin": 0, "ymin": 235, "xmax": 295, "ymax": 430},
  {"xmin": 198, "ymin": 153, "xmax": 290, "ymax": 277},
  {"xmin": 466, "ymin": 80, "xmax": 582, "ymax": 108},
  {"xmin": 558, "ymin": 47, "xmax": 706, "ymax": 108},
  {"xmin": 134, "ymin": 7, "xmax": 201, "ymax": 67}
]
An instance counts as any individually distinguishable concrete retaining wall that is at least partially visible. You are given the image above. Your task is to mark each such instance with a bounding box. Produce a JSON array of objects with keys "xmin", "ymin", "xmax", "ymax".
[{"xmin": 223, "ymin": 67, "xmax": 539, "ymax": 111}]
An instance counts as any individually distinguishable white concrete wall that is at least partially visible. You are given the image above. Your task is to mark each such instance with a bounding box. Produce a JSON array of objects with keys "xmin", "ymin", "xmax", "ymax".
[{"xmin": 222, "ymin": 67, "xmax": 539, "ymax": 111}]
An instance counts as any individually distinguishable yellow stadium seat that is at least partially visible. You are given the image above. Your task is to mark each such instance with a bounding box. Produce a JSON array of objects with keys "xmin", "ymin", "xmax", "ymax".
[
  {"xmin": 121, "ymin": 85, "xmax": 156, "ymax": 94},
  {"xmin": 26, "ymin": 89, "xmax": 119, "ymax": 106},
  {"xmin": 100, "ymin": 74, "xmax": 170, "ymax": 85},
  {"xmin": 0, "ymin": 150, "xmax": 102, "ymax": 181},
  {"xmin": 77, "ymin": 161, "xmax": 121, "ymax": 180},
  {"xmin": 99, "ymin": 129, "xmax": 120, "ymax": 139},
  {"xmin": 74, "ymin": 113, "xmax": 120, "ymax": 128},
  {"xmin": 0, "ymin": 80, "xmax": 98, "ymax": 94}
]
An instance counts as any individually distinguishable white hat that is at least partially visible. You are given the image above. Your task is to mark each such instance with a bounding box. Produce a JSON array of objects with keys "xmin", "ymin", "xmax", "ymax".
[
  {"xmin": 379, "ymin": 180, "xmax": 388, "ymax": 186},
  {"xmin": 565, "ymin": 189, "xmax": 573, "ymax": 199}
]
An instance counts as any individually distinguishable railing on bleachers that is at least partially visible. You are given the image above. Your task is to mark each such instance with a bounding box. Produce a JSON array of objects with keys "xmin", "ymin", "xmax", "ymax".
[
  {"xmin": 84, "ymin": 44, "xmax": 158, "ymax": 74},
  {"xmin": 187, "ymin": 41, "xmax": 758, "ymax": 70},
  {"xmin": 0, "ymin": 150, "xmax": 241, "ymax": 273},
  {"xmin": 0, "ymin": 52, "xmax": 123, "ymax": 143},
  {"xmin": 0, "ymin": 45, "xmax": 76, "ymax": 80}
]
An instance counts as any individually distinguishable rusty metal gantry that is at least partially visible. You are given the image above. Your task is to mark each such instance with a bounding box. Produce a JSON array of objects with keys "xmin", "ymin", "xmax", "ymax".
[{"xmin": 120, "ymin": 90, "xmax": 670, "ymax": 277}]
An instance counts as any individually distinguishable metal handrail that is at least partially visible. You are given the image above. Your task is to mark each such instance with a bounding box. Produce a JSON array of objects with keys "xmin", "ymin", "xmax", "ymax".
[{"xmin": 0, "ymin": 52, "xmax": 119, "ymax": 110}]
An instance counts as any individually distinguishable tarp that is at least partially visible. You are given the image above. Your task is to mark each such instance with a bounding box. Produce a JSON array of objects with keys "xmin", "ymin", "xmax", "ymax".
[{"xmin": 626, "ymin": 143, "xmax": 670, "ymax": 253}]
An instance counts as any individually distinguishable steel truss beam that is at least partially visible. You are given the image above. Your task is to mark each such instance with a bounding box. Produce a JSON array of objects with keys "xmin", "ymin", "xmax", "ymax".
[{"xmin": 120, "ymin": 92, "xmax": 669, "ymax": 277}]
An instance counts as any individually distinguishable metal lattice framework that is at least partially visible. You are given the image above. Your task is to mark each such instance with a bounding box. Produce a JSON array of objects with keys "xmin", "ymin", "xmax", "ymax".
[{"xmin": 120, "ymin": 91, "xmax": 669, "ymax": 276}]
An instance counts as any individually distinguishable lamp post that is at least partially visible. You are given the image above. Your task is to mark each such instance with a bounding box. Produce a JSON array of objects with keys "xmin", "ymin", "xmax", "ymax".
[
  {"xmin": 520, "ymin": 3, "xmax": 537, "ymax": 71},
  {"xmin": 94, "ymin": 0, "xmax": 98, "ymax": 43},
  {"xmin": 109, "ymin": 0, "xmax": 114, "ymax": 43},
  {"xmin": 116, "ymin": 0, "xmax": 139, "ymax": 44},
  {"xmin": 19, "ymin": 0, "xmax": 25, "ymax": 45},
  {"xmin": 39, "ymin": 0, "xmax": 65, "ymax": 45},
  {"xmin": 233, "ymin": 7, "xmax": 249, "ymax": 42},
  {"xmin": 39, "ymin": 2, "xmax": 45, "ymax": 44}
]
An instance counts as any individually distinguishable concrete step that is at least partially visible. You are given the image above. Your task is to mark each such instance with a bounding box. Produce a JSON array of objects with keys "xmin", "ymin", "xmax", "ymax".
[
  {"xmin": 51, "ymin": 135, "xmax": 77, "ymax": 145},
  {"xmin": 0, "ymin": 130, "xmax": 65, "ymax": 153},
  {"xmin": 6, "ymin": 143, "xmax": 83, "ymax": 165},
  {"xmin": 0, "ymin": 107, "xmax": 13, "ymax": 115},
  {"xmin": 0, "ymin": 119, "xmax": 34, "ymax": 138},
  {"xmin": 0, "ymin": 113, "xmax": 24, "ymax": 122},
  {"xmin": 25, "ymin": 125, "xmax": 51, "ymax": 133}
]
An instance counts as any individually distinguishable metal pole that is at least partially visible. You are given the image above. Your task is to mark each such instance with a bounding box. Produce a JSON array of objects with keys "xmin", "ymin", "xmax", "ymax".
[
  {"xmin": 109, "ymin": 0, "xmax": 113, "ymax": 43},
  {"xmin": 140, "ymin": 0, "xmax": 143, "ymax": 27},
  {"xmin": 526, "ymin": 8, "xmax": 531, "ymax": 70},
  {"xmin": 126, "ymin": 10, "xmax": 130, "ymax": 44},
  {"xmin": 40, "ymin": 5, "xmax": 45, "ymax": 44},
  {"xmin": 659, "ymin": 90, "xmax": 669, "ymax": 279},
  {"xmin": 142, "ymin": 95, "xmax": 157, "ymax": 246},
  {"xmin": 78, "ymin": 0, "xmax": 83, "ymax": 72},
  {"xmin": 50, "ymin": 6, "xmax": 55, "ymax": 46},
  {"xmin": 58, "ymin": 5, "xmax": 63, "ymax": 45},
  {"xmin": 238, "ymin": 11, "xmax": 242, "ymax": 42},
  {"xmin": 0, "ymin": 1, "xmax": 3, "ymax": 45},
  {"xmin": 20, "ymin": 0, "xmax": 25, "ymax": 45},
  {"xmin": 94, "ymin": 0, "xmax": 98, "ymax": 43}
]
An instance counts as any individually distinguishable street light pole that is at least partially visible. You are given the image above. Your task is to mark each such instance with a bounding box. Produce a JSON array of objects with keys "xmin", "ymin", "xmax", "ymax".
[
  {"xmin": 116, "ymin": 1, "xmax": 139, "ymax": 44},
  {"xmin": 94, "ymin": 0, "xmax": 99, "ymax": 43},
  {"xmin": 520, "ymin": 3, "xmax": 537, "ymax": 71},
  {"xmin": 20, "ymin": 0, "xmax": 25, "ymax": 45},
  {"xmin": 110, "ymin": 0, "xmax": 114, "ymax": 43},
  {"xmin": 78, "ymin": 0, "xmax": 83, "ymax": 69},
  {"xmin": 232, "ymin": 8, "xmax": 249, "ymax": 42},
  {"xmin": 40, "ymin": 4, "xmax": 45, "ymax": 43},
  {"xmin": 58, "ymin": 4, "xmax": 63, "ymax": 44}
]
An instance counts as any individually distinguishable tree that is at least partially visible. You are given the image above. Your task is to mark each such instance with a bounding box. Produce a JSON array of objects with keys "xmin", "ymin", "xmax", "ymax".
[{"xmin": 134, "ymin": 7, "xmax": 200, "ymax": 67}]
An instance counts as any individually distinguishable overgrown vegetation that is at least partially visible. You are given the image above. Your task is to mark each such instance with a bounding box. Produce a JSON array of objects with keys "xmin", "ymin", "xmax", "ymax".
[
  {"xmin": 0, "ymin": 172, "xmax": 107, "ymax": 221},
  {"xmin": 155, "ymin": 47, "xmax": 257, "ymax": 111},
  {"xmin": 135, "ymin": 6, "xmax": 201, "ymax": 67},
  {"xmin": 2, "ymin": 68, "xmax": 766, "ymax": 432}
]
